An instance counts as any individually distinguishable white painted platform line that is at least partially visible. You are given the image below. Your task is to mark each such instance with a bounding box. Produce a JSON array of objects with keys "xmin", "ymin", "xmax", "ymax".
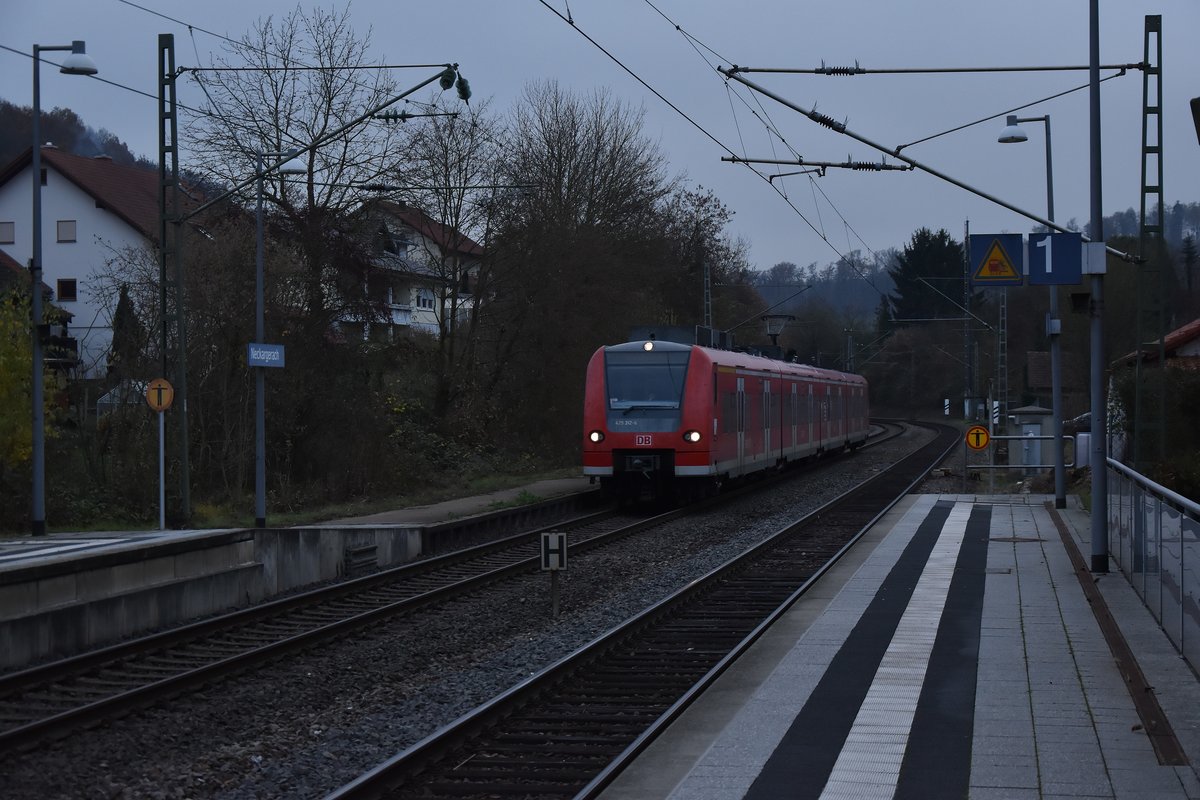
[
  {"xmin": 0, "ymin": 539, "xmax": 128, "ymax": 562},
  {"xmin": 818, "ymin": 501, "xmax": 971, "ymax": 800}
]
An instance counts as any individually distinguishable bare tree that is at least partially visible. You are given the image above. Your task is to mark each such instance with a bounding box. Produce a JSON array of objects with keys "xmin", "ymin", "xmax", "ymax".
[
  {"xmin": 483, "ymin": 81, "xmax": 674, "ymax": 452},
  {"xmin": 386, "ymin": 100, "xmax": 505, "ymax": 419},
  {"xmin": 183, "ymin": 4, "xmax": 420, "ymax": 325},
  {"xmin": 655, "ymin": 186, "xmax": 757, "ymax": 332}
]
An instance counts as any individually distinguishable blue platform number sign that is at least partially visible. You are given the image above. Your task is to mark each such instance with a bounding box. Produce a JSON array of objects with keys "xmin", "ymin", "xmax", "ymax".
[{"xmin": 1028, "ymin": 232, "xmax": 1083, "ymax": 286}]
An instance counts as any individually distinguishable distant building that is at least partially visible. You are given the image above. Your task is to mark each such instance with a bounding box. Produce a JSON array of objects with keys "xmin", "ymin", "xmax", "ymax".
[
  {"xmin": 0, "ymin": 146, "xmax": 177, "ymax": 378},
  {"xmin": 357, "ymin": 200, "xmax": 482, "ymax": 341},
  {"xmin": 0, "ymin": 221, "xmax": 77, "ymax": 370},
  {"xmin": 1114, "ymin": 316, "xmax": 1200, "ymax": 370}
]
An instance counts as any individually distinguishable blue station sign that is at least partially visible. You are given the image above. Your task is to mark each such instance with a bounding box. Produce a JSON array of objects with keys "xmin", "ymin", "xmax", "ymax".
[{"xmin": 248, "ymin": 342, "xmax": 286, "ymax": 368}]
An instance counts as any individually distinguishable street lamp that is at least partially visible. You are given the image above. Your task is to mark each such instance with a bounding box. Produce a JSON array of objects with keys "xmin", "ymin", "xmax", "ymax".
[
  {"xmin": 30, "ymin": 41, "xmax": 98, "ymax": 536},
  {"xmin": 998, "ymin": 114, "xmax": 1067, "ymax": 509},
  {"xmin": 254, "ymin": 148, "xmax": 306, "ymax": 528}
]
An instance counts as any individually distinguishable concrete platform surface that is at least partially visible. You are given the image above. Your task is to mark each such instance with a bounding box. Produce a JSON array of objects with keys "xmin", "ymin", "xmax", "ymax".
[
  {"xmin": 600, "ymin": 494, "xmax": 1200, "ymax": 800},
  {"xmin": 319, "ymin": 476, "xmax": 596, "ymax": 525}
]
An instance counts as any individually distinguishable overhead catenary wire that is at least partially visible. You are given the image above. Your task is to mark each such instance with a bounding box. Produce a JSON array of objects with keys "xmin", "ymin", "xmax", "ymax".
[
  {"xmin": 636, "ymin": 6, "xmax": 1147, "ymax": 269},
  {"xmin": 720, "ymin": 67, "xmax": 1139, "ymax": 263},
  {"xmin": 641, "ymin": 10, "xmax": 892, "ymax": 288},
  {"xmin": 638, "ymin": 4, "xmax": 902, "ymax": 297},
  {"xmin": 539, "ymin": 0, "xmax": 894, "ymax": 299},
  {"xmin": 895, "ymin": 68, "xmax": 1130, "ymax": 152},
  {"xmin": 632, "ymin": 1, "xmax": 902, "ymax": 294},
  {"xmin": 115, "ymin": 0, "xmax": 446, "ymax": 100},
  {"xmin": 181, "ymin": 65, "xmax": 457, "ymax": 222},
  {"xmin": 0, "ymin": 0, "xmax": 455, "ymax": 157},
  {"xmin": 726, "ymin": 62, "xmax": 1147, "ymax": 75}
]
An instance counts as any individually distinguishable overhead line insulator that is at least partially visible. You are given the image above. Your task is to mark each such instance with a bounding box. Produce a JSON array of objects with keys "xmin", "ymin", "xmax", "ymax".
[
  {"xmin": 808, "ymin": 111, "xmax": 846, "ymax": 132},
  {"xmin": 818, "ymin": 65, "xmax": 865, "ymax": 76}
]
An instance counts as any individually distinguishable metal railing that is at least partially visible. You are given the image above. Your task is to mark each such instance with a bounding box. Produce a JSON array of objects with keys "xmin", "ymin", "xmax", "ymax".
[{"xmin": 1107, "ymin": 458, "xmax": 1200, "ymax": 671}]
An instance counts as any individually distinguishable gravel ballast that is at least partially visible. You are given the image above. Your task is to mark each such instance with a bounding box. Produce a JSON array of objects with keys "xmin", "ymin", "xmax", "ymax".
[{"xmin": 2, "ymin": 425, "xmax": 941, "ymax": 799}]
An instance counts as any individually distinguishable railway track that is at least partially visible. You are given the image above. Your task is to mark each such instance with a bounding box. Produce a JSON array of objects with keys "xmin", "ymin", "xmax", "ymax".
[
  {"xmin": 326, "ymin": 421, "xmax": 958, "ymax": 800},
  {"xmin": 0, "ymin": 510, "xmax": 648, "ymax": 752},
  {"xmin": 0, "ymin": 421, "xmax": 907, "ymax": 756}
]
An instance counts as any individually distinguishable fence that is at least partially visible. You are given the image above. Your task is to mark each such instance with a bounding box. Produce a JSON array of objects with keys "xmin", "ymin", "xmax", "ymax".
[{"xmin": 1107, "ymin": 458, "xmax": 1200, "ymax": 671}]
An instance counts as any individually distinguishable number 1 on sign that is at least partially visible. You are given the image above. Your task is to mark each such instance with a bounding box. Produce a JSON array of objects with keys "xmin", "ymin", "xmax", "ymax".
[{"xmin": 1036, "ymin": 235, "xmax": 1051, "ymax": 275}]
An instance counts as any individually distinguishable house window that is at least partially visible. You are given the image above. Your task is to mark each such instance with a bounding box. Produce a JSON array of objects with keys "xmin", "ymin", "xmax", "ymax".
[
  {"xmin": 416, "ymin": 290, "xmax": 435, "ymax": 310},
  {"xmin": 379, "ymin": 224, "xmax": 413, "ymax": 255},
  {"xmin": 56, "ymin": 220, "xmax": 77, "ymax": 243},
  {"xmin": 0, "ymin": 222, "xmax": 13, "ymax": 244},
  {"xmin": 56, "ymin": 278, "xmax": 78, "ymax": 302}
]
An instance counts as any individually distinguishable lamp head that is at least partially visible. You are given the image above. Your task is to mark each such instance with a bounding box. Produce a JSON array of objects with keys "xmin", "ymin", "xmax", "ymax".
[
  {"xmin": 278, "ymin": 149, "xmax": 307, "ymax": 175},
  {"xmin": 998, "ymin": 115, "xmax": 1028, "ymax": 144},
  {"xmin": 59, "ymin": 41, "xmax": 98, "ymax": 76}
]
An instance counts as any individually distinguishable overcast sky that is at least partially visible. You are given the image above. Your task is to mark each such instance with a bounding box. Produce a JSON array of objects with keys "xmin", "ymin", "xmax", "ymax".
[{"xmin": 4, "ymin": 0, "xmax": 1198, "ymax": 273}]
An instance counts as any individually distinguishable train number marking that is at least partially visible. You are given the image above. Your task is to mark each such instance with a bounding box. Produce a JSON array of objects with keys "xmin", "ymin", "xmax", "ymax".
[{"xmin": 635, "ymin": 435, "xmax": 653, "ymax": 446}]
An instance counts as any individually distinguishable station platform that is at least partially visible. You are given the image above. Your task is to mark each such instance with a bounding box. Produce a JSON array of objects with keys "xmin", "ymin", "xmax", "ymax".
[
  {"xmin": 601, "ymin": 494, "xmax": 1200, "ymax": 800},
  {"xmin": 0, "ymin": 477, "xmax": 597, "ymax": 669},
  {"xmin": 0, "ymin": 475, "xmax": 596, "ymax": 568}
]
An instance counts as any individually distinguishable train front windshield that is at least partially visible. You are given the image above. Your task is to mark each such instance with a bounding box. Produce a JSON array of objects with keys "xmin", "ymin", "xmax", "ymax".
[{"xmin": 604, "ymin": 350, "xmax": 690, "ymax": 411}]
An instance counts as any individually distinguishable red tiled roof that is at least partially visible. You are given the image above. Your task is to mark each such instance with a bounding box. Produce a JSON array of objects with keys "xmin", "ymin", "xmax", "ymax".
[
  {"xmin": 1162, "ymin": 317, "xmax": 1200, "ymax": 353},
  {"xmin": 0, "ymin": 248, "xmax": 61, "ymax": 310},
  {"xmin": 376, "ymin": 200, "xmax": 483, "ymax": 257},
  {"xmin": 0, "ymin": 147, "xmax": 199, "ymax": 242},
  {"xmin": 1115, "ymin": 316, "xmax": 1200, "ymax": 367},
  {"xmin": 0, "ymin": 248, "xmax": 27, "ymax": 290}
]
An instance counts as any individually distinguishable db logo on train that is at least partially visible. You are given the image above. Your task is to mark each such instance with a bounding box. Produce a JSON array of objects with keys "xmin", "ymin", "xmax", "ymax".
[{"xmin": 635, "ymin": 435, "xmax": 653, "ymax": 446}]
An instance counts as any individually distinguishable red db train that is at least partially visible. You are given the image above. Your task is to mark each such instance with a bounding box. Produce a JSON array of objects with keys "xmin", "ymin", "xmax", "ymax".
[{"xmin": 583, "ymin": 340, "xmax": 869, "ymax": 502}]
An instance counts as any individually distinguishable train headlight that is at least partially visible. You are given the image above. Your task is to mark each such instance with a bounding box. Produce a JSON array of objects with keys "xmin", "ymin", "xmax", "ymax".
[
  {"xmin": 682, "ymin": 430, "xmax": 702, "ymax": 443},
  {"xmin": 589, "ymin": 430, "xmax": 606, "ymax": 443}
]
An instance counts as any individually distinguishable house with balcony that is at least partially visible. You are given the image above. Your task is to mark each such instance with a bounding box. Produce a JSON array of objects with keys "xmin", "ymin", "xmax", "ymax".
[
  {"xmin": 0, "ymin": 221, "xmax": 79, "ymax": 371},
  {"xmin": 0, "ymin": 146, "xmax": 170, "ymax": 378},
  {"xmin": 358, "ymin": 200, "xmax": 482, "ymax": 341}
]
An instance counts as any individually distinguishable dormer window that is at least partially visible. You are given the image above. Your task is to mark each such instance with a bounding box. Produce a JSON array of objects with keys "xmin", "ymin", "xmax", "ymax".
[{"xmin": 379, "ymin": 223, "xmax": 413, "ymax": 255}]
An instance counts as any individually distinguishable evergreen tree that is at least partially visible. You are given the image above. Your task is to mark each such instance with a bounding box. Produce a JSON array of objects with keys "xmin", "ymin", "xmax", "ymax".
[
  {"xmin": 1181, "ymin": 234, "xmax": 1198, "ymax": 294},
  {"xmin": 879, "ymin": 228, "xmax": 969, "ymax": 331},
  {"xmin": 107, "ymin": 284, "xmax": 145, "ymax": 382}
]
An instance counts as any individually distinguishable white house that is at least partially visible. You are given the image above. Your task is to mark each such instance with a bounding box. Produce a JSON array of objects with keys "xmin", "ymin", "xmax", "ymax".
[
  {"xmin": 0, "ymin": 146, "xmax": 166, "ymax": 378},
  {"xmin": 361, "ymin": 200, "xmax": 483, "ymax": 341}
]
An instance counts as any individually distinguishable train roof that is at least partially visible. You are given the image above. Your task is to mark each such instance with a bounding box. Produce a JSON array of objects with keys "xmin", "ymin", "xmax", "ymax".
[{"xmin": 601, "ymin": 340, "xmax": 866, "ymax": 386}]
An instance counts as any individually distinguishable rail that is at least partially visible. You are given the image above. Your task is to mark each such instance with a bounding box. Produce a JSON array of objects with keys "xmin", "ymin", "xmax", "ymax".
[{"xmin": 1106, "ymin": 458, "xmax": 1200, "ymax": 672}]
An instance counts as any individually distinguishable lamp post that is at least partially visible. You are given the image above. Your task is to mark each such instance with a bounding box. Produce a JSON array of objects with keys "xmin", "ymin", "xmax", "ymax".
[
  {"xmin": 254, "ymin": 149, "xmax": 306, "ymax": 528},
  {"xmin": 998, "ymin": 114, "xmax": 1066, "ymax": 509},
  {"xmin": 30, "ymin": 41, "xmax": 98, "ymax": 536}
]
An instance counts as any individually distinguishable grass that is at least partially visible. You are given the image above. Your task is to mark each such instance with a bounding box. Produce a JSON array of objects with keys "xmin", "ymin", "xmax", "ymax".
[{"xmin": 486, "ymin": 490, "xmax": 544, "ymax": 512}]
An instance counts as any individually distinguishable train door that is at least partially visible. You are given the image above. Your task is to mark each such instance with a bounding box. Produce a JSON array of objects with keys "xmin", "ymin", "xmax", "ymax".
[
  {"xmin": 790, "ymin": 382, "xmax": 798, "ymax": 456},
  {"xmin": 837, "ymin": 385, "xmax": 845, "ymax": 440},
  {"xmin": 736, "ymin": 376, "xmax": 746, "ymax": 474},
  {"xmin": 822, "ymin": 385, "xmax": 831, "ymax": 447},
  {"xmin": 807, "ymin": 384, "xmax": 815, "ymax": 451},
  {"xmin": 763, "ymin": 380, "xmax": 772, "ymax": 459}
]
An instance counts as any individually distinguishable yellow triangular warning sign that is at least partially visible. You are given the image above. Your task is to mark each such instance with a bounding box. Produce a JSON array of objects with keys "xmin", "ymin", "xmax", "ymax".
[{"xmin": 973, "ymin": 239, "xmax": 1020, "ymax": 281}]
